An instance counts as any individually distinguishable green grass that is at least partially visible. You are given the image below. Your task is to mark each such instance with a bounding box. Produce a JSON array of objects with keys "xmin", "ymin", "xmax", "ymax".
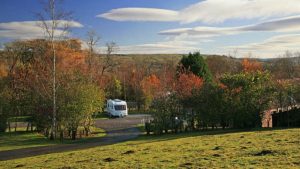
[
  {"xmin": 0, "ymin": 127, "xmax": 106, "ymax": 152},
  {"xmin": 5, "ymin": 126, "xmax": 35, "ymax": 132},
  {"xmin": 128, "ymin": 109, "xmax": 151, "ymax": 115},
  {"xmin": 136, "ymin": 123, "xmax": 146, "ymax": 133},
  {"xmin": 7, "ymin": 116, "xmax": 32, "ymax": 122},
  {"xmin": 93, "ymin": 113, "xmax": 109, "ymax": 120},
  {"xmin": 0, "ymin": 132, "xmax": 57, "ymax": 152},
  {"xmin": 1, "ymin": 128, "xmax": 299, "ymax": 168}
]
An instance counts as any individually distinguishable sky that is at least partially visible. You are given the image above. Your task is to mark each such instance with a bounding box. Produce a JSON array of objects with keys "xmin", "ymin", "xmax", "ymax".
[{"xmin": 1, "ymin": 0, "xmax": 300, "ymax": 58}]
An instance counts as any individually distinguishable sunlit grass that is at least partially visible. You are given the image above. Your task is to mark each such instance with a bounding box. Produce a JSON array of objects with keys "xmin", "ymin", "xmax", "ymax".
[
  {"xmin": 1, "ymin": 128, "xmax": 299, "ymax": 168},
  {"xmin": 0, "ymin": 127, "xmax": 106, "ymax": 152}
]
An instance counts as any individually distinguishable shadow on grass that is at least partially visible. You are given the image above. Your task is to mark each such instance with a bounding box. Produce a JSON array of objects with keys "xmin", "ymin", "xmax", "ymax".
[
  {"xmin": 0, "ymin": 130, "xmax": 107, "ymax": 151},
  {"xmin": 131, "ymin": 127, "xmax": 296, "ymax": 145}
]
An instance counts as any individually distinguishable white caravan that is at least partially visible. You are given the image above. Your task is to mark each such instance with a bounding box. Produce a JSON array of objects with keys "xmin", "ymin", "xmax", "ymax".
[{"xmin": 106, "ymin": 99, "xmax": 128, "ymax": 117}]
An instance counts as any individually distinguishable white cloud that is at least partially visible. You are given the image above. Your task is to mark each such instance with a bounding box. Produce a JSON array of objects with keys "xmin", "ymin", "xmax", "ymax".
[
  {"xmin": 98, "ymin": 0, "xmax": 300, "ymax": 24},
  {"xmin": 225, "ymin": 34, "xmax": 300, "ymax": 58},
  {"xmin": 0, "ymin": 20, "xmax": 83, "ymax": 39},
  {"xmin": 180, "ymin": 0, "xmax": 300, "ymax": 24},
  {"xmin": 159, "ymin": 15, "xmax": 300, "ymax": 37},
  {"xmin": 97, "ymin": 8, "xmax": 179, "ymax": 22},
  {"xmin": 98, "ymin": 40, "xmax": 200, "ymax": 54}
]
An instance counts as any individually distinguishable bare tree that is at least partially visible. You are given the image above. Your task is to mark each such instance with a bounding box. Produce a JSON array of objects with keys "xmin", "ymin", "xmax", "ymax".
[
  {"xmin": 36, "ymin": 0, "xmax": 72, "ymax": 140},
  {"xmin": 86, "ymin": 30, "xmax": 100, "ymax": 55},
  {"xmin": 99, "ymin": 42, "xmax": 119, "ymax": 79},
  {"xmin": 272, "ymin": 51, "xmax": 297, "ymax": 79},
  {"xmin": 85, "ymin": 30, "xmax": 100, "ymax": 80}
]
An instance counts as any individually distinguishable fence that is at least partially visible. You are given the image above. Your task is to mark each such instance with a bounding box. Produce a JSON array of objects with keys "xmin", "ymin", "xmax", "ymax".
[{"xmin": 272, "ymin": 107, "xmax": 300, "ymax": 127}]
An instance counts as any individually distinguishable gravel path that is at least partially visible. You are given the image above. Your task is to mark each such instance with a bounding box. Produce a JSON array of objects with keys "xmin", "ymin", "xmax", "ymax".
[{"xmin": 0, "ymin": 114, "xmax": 150, "ymax": 161}]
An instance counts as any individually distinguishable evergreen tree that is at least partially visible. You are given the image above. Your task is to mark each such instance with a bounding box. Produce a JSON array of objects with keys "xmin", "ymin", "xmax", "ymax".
[{"xmin": 178, "ymin": 52, "xmax": 212, "ymax": 82}]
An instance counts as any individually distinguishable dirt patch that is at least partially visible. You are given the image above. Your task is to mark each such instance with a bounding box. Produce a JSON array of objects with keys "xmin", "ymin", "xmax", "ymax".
[
  {"xmin": 293, "ymin": 161, "xmax": 300, "ymax": 165},
  {"xmin": 180, "ymin": 162, "xmax": 193, "ymax": 167},
  {"xmin": 240, "ymin": 136, "xmax": 244, "ymax": 138},
  {"xmin": 122, "ymin": 150, "xmax": 135, "ymax": 155},
  {"xmin": 240, "ymin": 146, "xmax": 247, "ymax": 150},
  {"xmin": 213, "ymin": 146, "xmax": 222, "ymax": 150},
  {"xmin": 76, "ymin": 159, "xmax": 90, "ymax": 163},
  {"xmin": 15, "ymin": 164, "xmax": 25, "ymax": 168},
  {"xmin": 212, "ymin": 154, "xmax": 221, "ymax": 157},
  {"xmin": 103, "ymin": 157, "xmax": 117, "ymax": 162},
  {"xmin": 253, "ymin": 150, "xmax": 274, "ymax": 156}
]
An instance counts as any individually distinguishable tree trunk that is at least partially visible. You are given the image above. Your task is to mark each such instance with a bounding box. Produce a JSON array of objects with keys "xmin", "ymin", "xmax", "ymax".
[
  {"xmin": 14, "ymin": 118, "xmax": 17, "ymax": 132},
  {"xmin": 8, "ymin": 121, "xmax": 11, "ymax": 132},
  {"xmin": 26, "ymin": 122, "xmax": 30, "ymax": 131},
  {"xmin": 71, "ymin": 130, "xmax": 77, "ymax": 140},
  {"xmin": 60, "ymin": 130, "xmax": 64, "ymax": 142},
  {"xmin": 85, "ymin": 128, "xmax": 89, "ymax": 136}
]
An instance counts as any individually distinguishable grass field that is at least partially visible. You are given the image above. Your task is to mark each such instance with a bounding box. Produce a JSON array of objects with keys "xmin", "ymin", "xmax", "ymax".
[
  {"xmin": 0, "ymin": 127, "xmax": 106, "ymax": 152},
  {"xmin": 0, "ymin": 128, "xmax": 299, "ymax": 168}
]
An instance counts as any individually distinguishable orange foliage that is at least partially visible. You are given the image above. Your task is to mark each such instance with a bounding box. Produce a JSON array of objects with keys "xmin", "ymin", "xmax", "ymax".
[
  {"xmin": 176, "ymin": 73, "xmax": 203, "ymax": 98},
  {"xmin": 55, "ymin": 42, "xmax": 86, "ymax": 73},
  {"xmin": 242, "ymin": 59, "xmax": 262, "ymax": 72},
  {"xmin": 141, "ymin": 74, "xmax": 161, "ymax": 97},
  {"xmin": 0, "ymin": 62, "xmax": 7, "ymax": 77},
  {"xmin": 218, "ymin": 83, "xmax": 227, "ymax": 90}
]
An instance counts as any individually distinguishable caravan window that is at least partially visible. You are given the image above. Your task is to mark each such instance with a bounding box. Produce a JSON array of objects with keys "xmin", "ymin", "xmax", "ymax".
[{"xmin": 114, "ymin": 105, "xmax": 126, "ymax": 110}]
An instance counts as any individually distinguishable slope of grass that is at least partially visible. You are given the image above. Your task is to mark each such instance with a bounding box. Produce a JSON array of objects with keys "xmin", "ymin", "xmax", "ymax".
[
  {"xmin": 0, "ymin": 132, "xmax": 57, "ymax": 152},
  {"xmin": 1, "ymin": 128, "xmax": 299, "ymax": 168},
  {"xmin": 0, "ymin": 127, "xmax": 105, "ymax": 152}
]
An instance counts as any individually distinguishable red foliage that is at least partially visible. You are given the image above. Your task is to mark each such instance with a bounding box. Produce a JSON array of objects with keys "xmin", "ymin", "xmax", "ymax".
[
  {"xmin": 218, "ymin": 83, "xmax": 227, "ymax": 90},
  {"xmin": 141, "ymin": 74, "xmax": 161, "ymax": 97},
  {"xmin": 242, "ymin": 59, "xmax": 262, "ymax": 72},
  {"xmin": 176, "ymin": 73, "xmax": 204, "ymax": 98}
]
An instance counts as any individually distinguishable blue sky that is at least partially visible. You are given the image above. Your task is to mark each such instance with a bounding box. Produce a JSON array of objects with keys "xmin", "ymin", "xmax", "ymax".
[{"xmin": 1, "ymin": 0, "xmax": 300, "ymax": 58}]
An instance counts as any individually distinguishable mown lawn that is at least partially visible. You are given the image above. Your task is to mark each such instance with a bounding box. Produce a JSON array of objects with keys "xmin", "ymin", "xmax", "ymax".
[
  {"xmin": 0, "ymin": 128, "xmax": 299, "ymax": 169},
  {"xmin": 0, "ymin": 127, "xmax": 106, "ymax": 152}
]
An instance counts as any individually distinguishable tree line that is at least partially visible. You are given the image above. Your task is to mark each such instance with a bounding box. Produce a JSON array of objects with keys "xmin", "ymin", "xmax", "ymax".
[
  {"xmin": 0, "ymin": 40, "xmax": 299, "ymax": 138},
  {"xmin": 146, "ymin": 53, "xmax": 300, "ymax": 134}
]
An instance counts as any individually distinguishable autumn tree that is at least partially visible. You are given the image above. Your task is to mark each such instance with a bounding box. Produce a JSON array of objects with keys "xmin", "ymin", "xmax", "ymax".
[
  {"xmin": 141, "ymin": 74, "xmax": 161, "ymax": 110},
  {"xmin": 174, "ymin": 72, "xmax": 203, "ymax": 130},
  {"xmin": 242, "ymin": 58, "xmax": 263, "ymax": 72}
]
